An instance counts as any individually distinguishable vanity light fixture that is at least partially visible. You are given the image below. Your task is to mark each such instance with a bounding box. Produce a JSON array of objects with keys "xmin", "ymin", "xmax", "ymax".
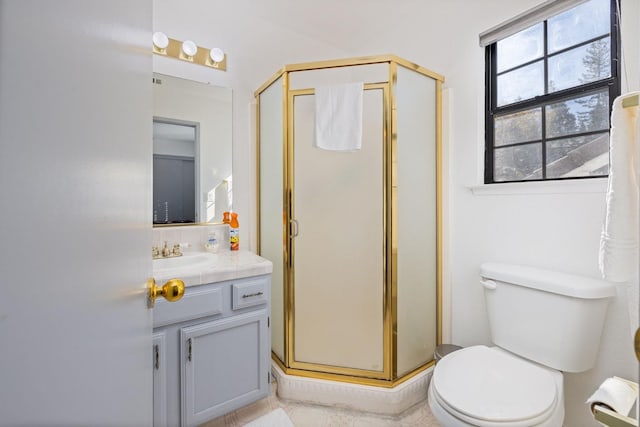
[
  {"xmin": 151, "ymin": 32, "xmax": 226, "ymax": 71},
  {"xmin": 152, "ymin": 32, "xmax": 169, "ymax": 51},
  {"xmin": 181, "ymin": 40, "xmax": 198, "ymax": 58},
  {"xmin": 209, "ymin": 48, "xmax": 225, "ymax": 63}
]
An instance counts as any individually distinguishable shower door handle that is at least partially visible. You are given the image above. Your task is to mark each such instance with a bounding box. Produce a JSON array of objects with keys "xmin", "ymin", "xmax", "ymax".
[{"xmin": 290, "ymin": 219, "xmax": 299, "ymax": 237}]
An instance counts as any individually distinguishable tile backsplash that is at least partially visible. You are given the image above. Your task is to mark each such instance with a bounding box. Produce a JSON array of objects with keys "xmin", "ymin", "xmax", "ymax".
[{"xmin": 152, "ymin": 224, "xmax": 230, "ymax": 253}]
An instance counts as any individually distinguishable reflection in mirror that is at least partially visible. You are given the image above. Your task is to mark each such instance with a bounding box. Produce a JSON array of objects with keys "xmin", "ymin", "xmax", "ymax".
[
  {"xmin": 152, "ymin": 73, "xmax": 232, "ymax": 225},
  {"xmin": 153, "ymin": 119, "xmax": 198, "ymax": 224}
]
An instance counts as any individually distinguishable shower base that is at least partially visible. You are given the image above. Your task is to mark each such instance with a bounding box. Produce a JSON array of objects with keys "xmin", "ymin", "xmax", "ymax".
[{"xmin": 271, "ymin": 361, "xmax": 432, "ymax": 416}]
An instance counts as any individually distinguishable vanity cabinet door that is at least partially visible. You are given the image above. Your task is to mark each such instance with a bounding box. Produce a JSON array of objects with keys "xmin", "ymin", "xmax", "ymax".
[
  {"xmin": 180, "ymin": 310, "xmax": 270, "ymax": 427},
  {"xmin": 152, "ymin": 332, "xmax": 167, "ymax": 427}
]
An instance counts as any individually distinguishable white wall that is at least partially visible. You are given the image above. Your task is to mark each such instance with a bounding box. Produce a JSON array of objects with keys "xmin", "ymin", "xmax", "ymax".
[
  {"xmin": 435, "ymin": 2, "xmax": 639, "ymax": 426},
  {"xmin": 152, "ymin": 1, "xmax": 639, "ymax": 425},
  {"xmin": 153, "ymin": 0, "xmax": 352, "ymax": 251}
]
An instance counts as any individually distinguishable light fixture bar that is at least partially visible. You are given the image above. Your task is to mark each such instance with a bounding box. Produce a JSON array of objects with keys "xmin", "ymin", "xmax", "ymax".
[{"xmin": 152, "ymin": 35, "xmax": 226, "ymax": 71}]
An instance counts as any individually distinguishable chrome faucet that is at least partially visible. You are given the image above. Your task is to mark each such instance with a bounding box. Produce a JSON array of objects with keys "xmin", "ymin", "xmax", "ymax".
[
  {"xmin": 152, "ymin": 241, "xmax": 183, "ymax": 259},
  {"xmin": 162, "ymin": 241, "xmax": 171, "ymax": 257},
  {"xmin": 172, "ymin": 243, "xmax": 182, "ymax": 256}
]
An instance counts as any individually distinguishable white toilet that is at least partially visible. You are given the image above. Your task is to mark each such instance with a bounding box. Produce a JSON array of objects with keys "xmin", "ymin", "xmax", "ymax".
[{"xmin": 428, "ymin": 262, "xmax": 616, "ymax": 426}]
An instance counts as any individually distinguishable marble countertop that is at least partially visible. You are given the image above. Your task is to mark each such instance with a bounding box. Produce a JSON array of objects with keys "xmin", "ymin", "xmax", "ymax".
[{"xmin": 154, "ymin": 250, "xmax": 273, "ymax": 286}]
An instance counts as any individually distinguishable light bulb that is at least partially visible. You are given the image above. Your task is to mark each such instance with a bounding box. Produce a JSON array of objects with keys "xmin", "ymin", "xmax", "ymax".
[
  {"xmin": 152, "ymin": 32, "xmax": 169, "ymax": 49},
  {"xmin": 209, "ymin": 48, "xmax": 225, "ymax": 63},
  {"xmin": 181, "ymin": 40, "xmax": 198, "ymax": 57}
]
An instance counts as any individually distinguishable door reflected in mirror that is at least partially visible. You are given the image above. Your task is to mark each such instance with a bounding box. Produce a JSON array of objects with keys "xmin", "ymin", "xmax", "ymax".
[
  {"xmin": 152, "ymin": 73, "xmax": 232, "ymax": 225},
  {"xmin": 153, "ymin": 119, "xmax": 197, "ymax": 224}
]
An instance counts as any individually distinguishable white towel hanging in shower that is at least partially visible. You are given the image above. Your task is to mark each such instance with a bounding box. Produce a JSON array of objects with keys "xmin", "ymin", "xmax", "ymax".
[{"xmin": 314, "ymin": 82, "xmax": 363, "ymax": 151}]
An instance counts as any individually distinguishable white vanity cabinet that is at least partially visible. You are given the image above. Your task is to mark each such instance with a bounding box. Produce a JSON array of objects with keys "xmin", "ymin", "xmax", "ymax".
[{"xmin": 152, "ymin": 274, "xmax": 271, "ymax": 427}]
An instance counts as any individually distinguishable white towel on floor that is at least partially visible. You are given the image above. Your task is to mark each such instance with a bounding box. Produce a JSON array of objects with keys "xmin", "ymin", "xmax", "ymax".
[
  {"xmin": 599, "ymin": 92, "xmax": 639, "ymax": 283},
  {"xmin": 314, "ymin": 82, "xmax": 363, "ymax": 151},
  {"xmin": 243, "ymin": 408, "xmax": 294, "ymax": 427}
]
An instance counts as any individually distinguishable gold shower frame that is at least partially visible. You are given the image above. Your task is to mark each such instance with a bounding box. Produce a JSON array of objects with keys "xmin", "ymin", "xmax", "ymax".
[{"xmin": 255, "ymin": 55, "xmax": 444, "ymax": 387}]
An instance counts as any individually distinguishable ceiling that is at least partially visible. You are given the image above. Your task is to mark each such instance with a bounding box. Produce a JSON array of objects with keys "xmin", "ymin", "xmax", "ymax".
[{"xmin": 231, "ymin": 0, "xmax": 423, "ymax": 52}]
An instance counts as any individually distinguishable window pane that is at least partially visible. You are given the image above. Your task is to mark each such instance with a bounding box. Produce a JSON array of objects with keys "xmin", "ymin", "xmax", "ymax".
[
  {"xmin": 497, "ymin": 61, "xmax": 544, "ymax": 106},
  {"xmin": 497, "ymin": 23, "xmax": 543, "ymax": 72},
  {"xmin": 548, "ymin": 0, "xmax": 610, "ymax": 54},
  {"xmin": 494, "ymin": 143, "xmax": 542, "ymax": 182},
  {"xmin": 545, "ymin": 98, "xmax": 579, "ymax": 138},
  {"xmin": 486, "ymin": 0, "xmax": 616, "ymax": 183},
  {"xmin": 546, "ymin": 90, "xmax": 609, "ymax": 139},
  {"xmin": 546, "ymin": 133, "xmax": 609, "ymax": 178},
  {"xmin": 548, "ymin": 38, "xmax": 610, "ymax": 92},
  {"xmin": 495, "ymin": 108, "xmax": 542, "ymax": 146}
]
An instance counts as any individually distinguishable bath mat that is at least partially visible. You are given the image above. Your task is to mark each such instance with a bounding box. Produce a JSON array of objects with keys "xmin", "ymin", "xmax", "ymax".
[{"xmin": 243, "ymin": 408, "xmax": 294, "ymax": 427}]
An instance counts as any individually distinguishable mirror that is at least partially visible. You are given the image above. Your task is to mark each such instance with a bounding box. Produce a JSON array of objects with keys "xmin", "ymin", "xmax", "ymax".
[{"xmin": 152, "ymin": 73, "xmax": 232, "ymax": 225}]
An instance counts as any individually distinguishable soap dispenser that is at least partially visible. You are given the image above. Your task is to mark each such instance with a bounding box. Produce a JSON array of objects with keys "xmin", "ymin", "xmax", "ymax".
[{"xmin": 204, "ymin": 229, "xmax": 219, "ymax": 253}]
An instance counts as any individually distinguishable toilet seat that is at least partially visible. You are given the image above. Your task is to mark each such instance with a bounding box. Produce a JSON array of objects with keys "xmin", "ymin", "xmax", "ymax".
[{"xmin": 431, "ymin": 346, "xmax": 559, "ymax": 426}]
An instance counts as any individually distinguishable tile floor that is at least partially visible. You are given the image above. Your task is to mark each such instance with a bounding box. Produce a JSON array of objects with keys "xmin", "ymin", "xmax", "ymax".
[{"xmin": 201, "ymin": 383, "xmax": 442, "ymax": 427}]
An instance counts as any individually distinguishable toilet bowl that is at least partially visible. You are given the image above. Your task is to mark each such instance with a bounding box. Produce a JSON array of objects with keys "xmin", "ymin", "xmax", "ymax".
[
  {"xmin": 427, "ymin": 263, "xmax": 615, "ymax": 427},
  {"xmin": 428, "ymin": 346, "xmax": 564, "ymax": 426}
]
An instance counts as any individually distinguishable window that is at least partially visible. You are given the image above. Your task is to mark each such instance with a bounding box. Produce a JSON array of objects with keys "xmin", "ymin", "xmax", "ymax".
[{"xmin": 485, "ymin": 0, "xmax": 620, "ymax": 183}]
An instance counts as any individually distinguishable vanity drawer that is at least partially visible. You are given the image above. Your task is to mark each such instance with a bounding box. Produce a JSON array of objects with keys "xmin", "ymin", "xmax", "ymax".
[
  {"xmin": 232, "ymin": 277, "xmax": 268, "ymax": 310},
  {"xmin": 154, "ymin": 286, "xmax": 223, "ymax": 328}
]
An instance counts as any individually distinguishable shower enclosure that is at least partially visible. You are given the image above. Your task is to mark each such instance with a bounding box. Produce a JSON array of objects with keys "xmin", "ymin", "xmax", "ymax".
[{"xmin": 256, "ymin": 55, "xmax": 443, "ymax": 386}]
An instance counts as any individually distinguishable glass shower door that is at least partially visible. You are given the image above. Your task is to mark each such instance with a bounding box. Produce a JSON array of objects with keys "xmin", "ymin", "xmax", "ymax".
[{"xmin": 290, "ymin": 88, "xmax": 386, "ymax": 377}]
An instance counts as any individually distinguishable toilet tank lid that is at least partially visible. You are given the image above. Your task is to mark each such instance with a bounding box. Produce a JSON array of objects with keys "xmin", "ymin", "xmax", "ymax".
[{"xmin": 480, "ymin": 262, "xmax": 617, "ymax": 299}]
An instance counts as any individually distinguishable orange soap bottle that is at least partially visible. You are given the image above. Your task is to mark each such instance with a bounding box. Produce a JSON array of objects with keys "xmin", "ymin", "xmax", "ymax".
[
  {"xmin": 229, "ymin": 212, "xmax": 239, "ymax": 251},
  {"xmin": 222, "ymin": 211, "xmax": 230, "ymax": 224}
]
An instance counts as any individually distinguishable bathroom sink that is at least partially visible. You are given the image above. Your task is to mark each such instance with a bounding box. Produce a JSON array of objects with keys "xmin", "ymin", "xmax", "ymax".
[{"xmin": 153, "ymin": 252, "xmax": 217, "ymax": 271}]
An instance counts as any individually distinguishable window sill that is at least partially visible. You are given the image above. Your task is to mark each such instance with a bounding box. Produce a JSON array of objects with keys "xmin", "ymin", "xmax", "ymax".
[{"xmin": 468, "ymin": 178, "xmax": 608, "ymax": 196}]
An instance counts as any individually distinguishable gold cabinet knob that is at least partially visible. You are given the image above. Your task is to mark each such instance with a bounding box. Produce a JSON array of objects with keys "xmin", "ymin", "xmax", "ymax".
[{"xmin": 148, "ymin": 278, "xmax": 185, "ymax": 308}]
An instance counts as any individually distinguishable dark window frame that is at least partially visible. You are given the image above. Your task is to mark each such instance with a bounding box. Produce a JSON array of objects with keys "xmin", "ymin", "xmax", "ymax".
[{"xmin": 484, "ymin": 0, "xmax": 621, "ymax": 184}]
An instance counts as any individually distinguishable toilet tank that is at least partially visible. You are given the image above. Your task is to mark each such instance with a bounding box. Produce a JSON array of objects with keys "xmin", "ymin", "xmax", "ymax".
[{"xmin": 480, "ymin": 262, "xmax": 616, "ymax": 373}]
